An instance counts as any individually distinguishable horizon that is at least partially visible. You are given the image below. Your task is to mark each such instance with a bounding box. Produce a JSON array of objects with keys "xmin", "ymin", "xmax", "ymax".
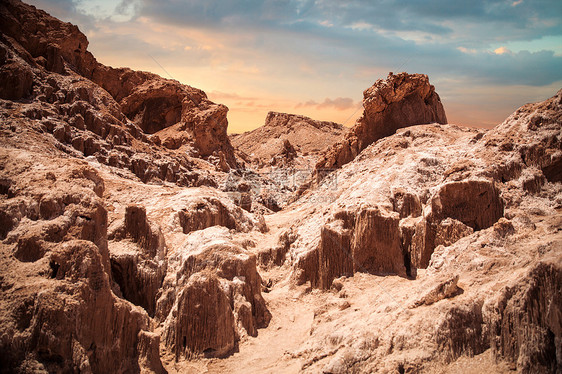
[{"xmin": 27, "ymin": 0, "xmax": 562, "ymax": 134}]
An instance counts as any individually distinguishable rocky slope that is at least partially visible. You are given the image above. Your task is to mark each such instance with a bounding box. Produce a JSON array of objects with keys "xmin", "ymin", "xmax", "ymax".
[
  {"xmin": 0, "ymin": 1, "xmax": 561, "ymax": 373},
  {"xmin": 231, "ymin": 112, "xmax": 346, "ymax": 170},
  {"xmin": 276, "ymin": 88, "xmax": 562, "ymax": 372},
  {"xmin": 0, "ymin": 0, "xmax": 267, "ymax": 371},
  {"xmin": 0, "ymin": 0, "xmax": 237, "ymax": 180}
]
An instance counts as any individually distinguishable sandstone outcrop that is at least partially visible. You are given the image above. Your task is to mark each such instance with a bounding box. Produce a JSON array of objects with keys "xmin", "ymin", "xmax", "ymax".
[
  {"xmin": 295, "ymin": 206, "xmax": 406, "ymax": 289},
  {"xmin": 159, "ymin": 228, "xmax": 271, "ymax": 358},
  {"xmin": 0, "ymin": 152, "xmax": 162, "ymax": 372},
  {"xmin": 0, "ymin": 0, "xmax": 238, "ymax": 183},
  {"xmin": 177, "ymin": 196, "xmax": 256, "ymax": 234},
  {"xmin": 284, "ymin": 89, "xmax": 561, "ymax": 373},
  {"xmin": 316, "ymin": 72, "xmax": 447, "ymax": 170}
]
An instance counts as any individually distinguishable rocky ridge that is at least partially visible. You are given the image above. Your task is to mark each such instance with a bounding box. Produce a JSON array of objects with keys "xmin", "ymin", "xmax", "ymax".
[{"xmin": 231, "ymin": 111, "xmax": 346, "ymax": 170}]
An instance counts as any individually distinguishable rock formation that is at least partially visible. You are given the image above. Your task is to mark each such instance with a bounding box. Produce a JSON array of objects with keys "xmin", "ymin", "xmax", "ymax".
[
  {"xmin": 0, "ymin": 154, "xmax": 162, "ymax": 372},
  {"xmin": 108, "ymin": 205, "xmax": 167, "ymax": 317},
  {"xmin": 0, "ymin": 1, "xmax": 561, "ymax": 373},
  {"xmin": 316, "ymin": 72, "xmax": 447, "ymax": 170},
  {"xmin": 296, "ymin": 207, "xmax": 407, "ymax": 289},
  {"xmin": 158, "ymin": 228, "xmax": 271, "ymax": 359},
  {"xmin": 231, "ymin": 111, "xmax": 346, "ymax": 169},
  {"xmin": 0, "ymin": 0, "xmax": 237, "ymax": 181},
  {"xmin": 283, "ymin": 88, "xmax": 561, "ymax": 372}
]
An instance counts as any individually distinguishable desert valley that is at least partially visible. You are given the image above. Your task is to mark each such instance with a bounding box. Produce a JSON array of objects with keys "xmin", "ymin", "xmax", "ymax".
[{"xmin": 0, "ymin": 0, "xmax": 561, "ymax": 373}]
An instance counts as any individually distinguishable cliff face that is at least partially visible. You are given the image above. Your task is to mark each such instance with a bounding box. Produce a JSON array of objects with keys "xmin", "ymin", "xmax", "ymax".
[
  {"xmin": 0, "ymin": 0, "xmax": 237, "ymax": 172},
  {"xmin": 316, "ymin": 72, "xmax": 447, "ymax": 170}
]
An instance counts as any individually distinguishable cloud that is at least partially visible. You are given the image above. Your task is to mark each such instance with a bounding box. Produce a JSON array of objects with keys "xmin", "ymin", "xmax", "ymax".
[
  {"xmin": 25, "ymin": 0, "xmax": 562, "ymax": 132},
  {"xmin": 494, "ymin": 46, "xmax": 513, "ymax": 55},
  {"xmin": 296, "ymin": 97, "xmax": 357, "ymax": 111},
  {"xmin": 208, "ymin": 91, "xmax": 258, "ymax": 101}
]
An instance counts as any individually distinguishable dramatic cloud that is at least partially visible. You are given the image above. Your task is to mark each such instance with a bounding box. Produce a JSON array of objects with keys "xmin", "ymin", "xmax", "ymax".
[{"xmin": 28, "ymin": 0, "xmax": 562, "ymax": 130}]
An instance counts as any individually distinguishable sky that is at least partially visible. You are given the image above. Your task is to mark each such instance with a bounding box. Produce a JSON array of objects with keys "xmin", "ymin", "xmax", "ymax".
[{"xmin": 28, "ymin": 0, "xmax": 562, "ymax": 134}]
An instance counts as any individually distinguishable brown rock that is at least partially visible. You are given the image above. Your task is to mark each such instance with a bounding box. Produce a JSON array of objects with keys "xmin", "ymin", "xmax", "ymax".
[
  {"xmin": 164, "ymin": 271, "xmax": 237, "ymax": 358},
  {"xmin": 413, "ymin": 275, "xmax": 460, "ymax": 307},
  {"xmin": 177, "ymin": 196, "xmax": 254, "ymax": 234},
  {"xmin": 0, "ymin": 0, "xmax": 238, "ymax": 172},
  {"xmin": 316, "ymin": 72, "xmax": 447, "ymax": 170},
  {"xmin": 317, "ymin": 213, "xmax": 355, "ymax": 289},
  {"xmin": 231, "ymin": 111, "xmax": 346, "ymax": 170},
  {"xmin": 160, "ymin": 238, "xmax": 271, "ymax": 359},
  {"xmin": 352, "ymin": 207, "xmax": 406, "ymax": 276},
  {"xmin": 488, "ymin": 256, "xmax": 562, "ymax": 373},
  {"xmin": 432, "ymin": 179, "xmax": 504, "ymax": 231},
  {"xmin": 109, "ymin": 206, "xmax": 167, "ymax": 317},
  {"xmin": 299, "ymin": 207, "xmax": 406, "ymax": 289},
  {"xmin": 0, "ymin": 60, "xmax": 33, "ymax": 100},
  {"xmin": 257, "ymin": 228, "xmax": 296, "ymax": 267},
  {"xmin": 391, "ymin": 188, "xmax": 422, "ymax": 218}
]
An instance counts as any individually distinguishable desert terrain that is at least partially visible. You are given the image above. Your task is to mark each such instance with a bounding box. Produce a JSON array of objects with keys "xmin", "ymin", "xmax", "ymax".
[{"xmin": 0, "ymin": 1, "xmax": 560, "ymax": 373}]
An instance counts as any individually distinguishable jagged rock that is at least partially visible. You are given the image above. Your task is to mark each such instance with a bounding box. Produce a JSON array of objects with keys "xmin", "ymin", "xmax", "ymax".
[
  {"xmin": 1, "ymin": 1, "xmax": 561, "ymax": 372},
  {"xmin": 316, "ymin": 72, "xmax": 447, "ymax": 170},
  {"xmin": 493, "ymin": 217, "xmax": 515, "ymax": 238},
  {"xmin": 487, "ymin": 255, "xmax": 562, "ymax": 373},
  {"xmin": 391, "ymin": 188, "xmax": 422, "ymax": 219},
  {"xmin": 177, "ymin": 196, "xmax": 254, "ymax": 234},
  {"xmin": 317, "ymin": 214, "xmax": 355, "ymax": 289},
  {"xmin": 411, "ymin": 217, "xmax": 474, "ymax": 269},
  {"xmin": 297, "ymin": 207, "xmax": 406, "ymax": 289},
  {"xmin": 257, "ymin": 228, "xmax": 297, "ymax": 267},
  {"xmin": 109, "ymin": 205, "xmax": 167, "ymax": 317},
  {"xmin": 435, "ymin": 302, "xmax": 488, "ymax": 362},
  {"xmin": 164, "ymin": 271, "xmax": 237, "ymax": 358},
  {"xmin": 0, "ymin": 156, "xmax": 162, "ymax": 371},
  {"xmin": 431, "ymin": 180, "xmax": 504, "ymax": 231},
  {"xmin": 159, "ymin": 230, "xmax": 271, "ymax": 358},
  {"xmin": 521, "ymin": 169, "xmax": 546, "ymax": 194},
  {"xmin": 137, "ymin": 331, "xmax": 166, "ymax": 374},
  {"xmin": 352, "ymin": 207, "xmax": 406, "ymax": 276},
  {"xmin": 408, "ymin": 180, "xmax": 502, "ymax": 270},
  {"xmin": 0, "ymin": 59, "xmax": 33, "ymax": 100},
  {"xmin": 0, "ymin": 0, "xmax": 238, "ymax": 182}
]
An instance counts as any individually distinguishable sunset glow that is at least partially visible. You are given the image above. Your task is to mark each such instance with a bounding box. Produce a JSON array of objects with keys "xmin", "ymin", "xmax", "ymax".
[{"xmin": 28, "ymin": 0, "xmax": 562, "ymax": 133}]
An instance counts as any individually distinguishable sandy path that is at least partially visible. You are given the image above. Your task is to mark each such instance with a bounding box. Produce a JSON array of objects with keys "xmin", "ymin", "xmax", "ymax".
[{"xmin": 205, "ymin": 284, "xmax": 314, "ymax": 374}]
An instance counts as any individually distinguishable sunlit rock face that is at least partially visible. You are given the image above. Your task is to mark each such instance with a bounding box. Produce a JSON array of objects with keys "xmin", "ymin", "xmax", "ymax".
[{"xmin": 316, "ymin": 72, "xmax": 447, "ymax": 170}]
